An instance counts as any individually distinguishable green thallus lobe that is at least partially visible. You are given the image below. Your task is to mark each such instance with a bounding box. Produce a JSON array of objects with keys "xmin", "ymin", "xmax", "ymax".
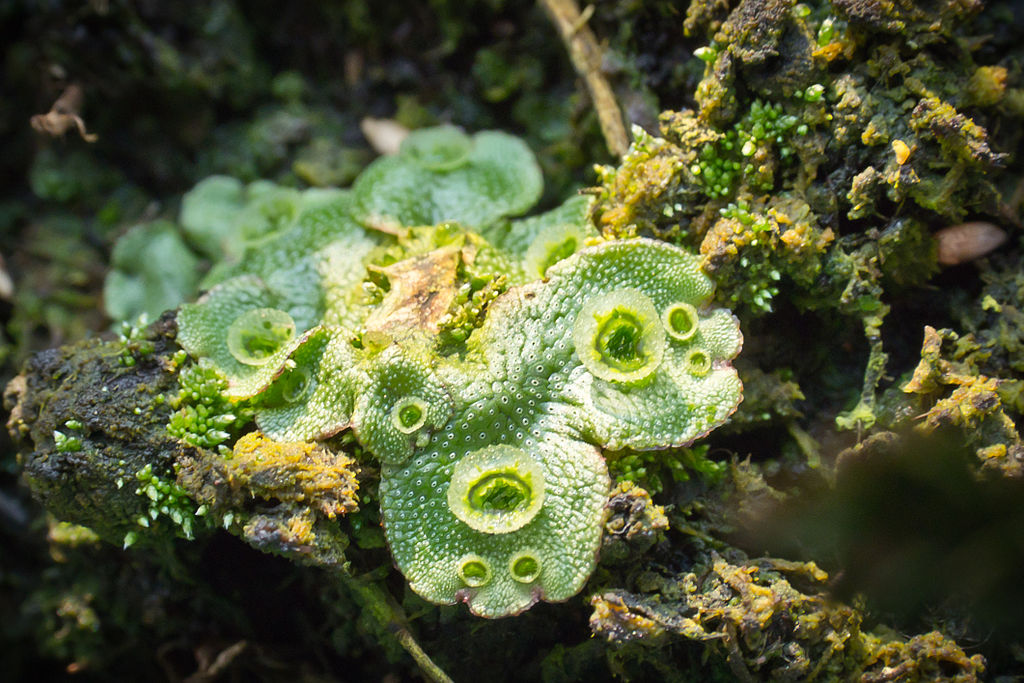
[
  {"xmin": 402, "ymin": 125, "xmax": 473, "ymax": 171},
  {"xmin": 174, "ymin": 126, "xmax": 743, "ymax": 617},
  {"xmin": 523, "ymin": 221, "xmax": 590, "ymax": 278}
]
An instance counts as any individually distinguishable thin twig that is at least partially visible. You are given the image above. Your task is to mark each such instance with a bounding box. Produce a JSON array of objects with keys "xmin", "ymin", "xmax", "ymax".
[
  {"xmin": 539, "ymin": 0, "xmax": 629, "ymax": 157},
  {"xmin": 340, "ymin": 572, "xmax": 454, "ymax": 683}
]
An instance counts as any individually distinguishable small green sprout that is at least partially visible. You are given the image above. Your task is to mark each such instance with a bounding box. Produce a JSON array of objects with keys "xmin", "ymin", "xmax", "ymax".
[
  {"xmin": 166, "ymin": 364, "xmax": 248, "ymax": 450},
  {"xmin": 801, "ymin": 84, "xmax": 825, "ymax": 103},
  {"xmin": 117, "ymin": 314, "xmax": 155, "ymax": 367},
  {"xmin": 817, "ymin": 17, "xmax": 836, "ymax": 46},
  {"xmin": 692, "ymin": 100, "xmax": 806, "ymax": 199},
  {"xmin": 124, "ymin": 463, "xmax": 208, "ymax": 547},
  {"xmin": 53, "ymin": 430, "xmax": 83, "ymax": 453},
  {"xmin": 720, "ymin": 202, "xmax": 773, "ymax": 233},
  {"xmin": 694, "ymin": 46, "xmax": 717, "ymax": 63}
]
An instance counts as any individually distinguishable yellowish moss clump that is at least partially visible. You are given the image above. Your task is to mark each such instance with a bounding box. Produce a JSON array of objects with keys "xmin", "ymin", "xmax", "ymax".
[
  {"xmin": 591, "ymin": 555, "xmax": 986, "ymax": 680},
  {"xmin": 902, "ymin": 326, "xmax": 1023, "ymax": 477},
  {"xmin": 228, "ymin": 431, "xmax": 360, "ymax": 518}
]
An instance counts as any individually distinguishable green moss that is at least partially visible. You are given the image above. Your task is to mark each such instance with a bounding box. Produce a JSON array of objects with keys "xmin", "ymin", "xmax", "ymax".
[
  {"xmin": 6, "ymin": 316, "xmax": 186, "ymax": 542},
  {"xmin": 28, "ymin": 149, "xmax": 124, "ymax": 207},
  {"xmin": 893, "ymin": 326, "xmax": 1023, "ymax": 477},
  {"xmin": 690, "ymin": 100, "xmax": 809, "ymax": 200},
  {"xmin": 607, "ymin": 444, "xmax": 724, "ymax": 496},
  {"xmin": 52, "ymin": 429, "xmax": 83, "ymax": 453},
  {"xmin": 123, "ymin": 463, "xmax": 207, "ymax": 547},
  {"xmin": 590, "ymin": 553, "xmax": 986, "ymax": 680},
  {"xmin": 166, "ymin": 362, "xmax": 250, "ymax": 450},
  {"xmin": 592, "ymin": 0, "xmax": 1017, "ymax": 330}
]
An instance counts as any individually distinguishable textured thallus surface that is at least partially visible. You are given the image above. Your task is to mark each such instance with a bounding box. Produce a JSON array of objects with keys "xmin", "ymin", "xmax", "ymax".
[
  {"xmin": 175, "ymin": 128, "xmax": 742, "ymax": 618},
  {"xmin": 255, "ymin": 327, "xmax": 360, "ymax": 442},
  {"xmin": 379, "ymin": 239, "xmax": 742, "ymax": 616},
  {"xmin": 177, "ymin": 202, "xmax": 377, "ymax": 399},
  {"xmin": 352, "ymin": 130, "xmax": 542, "ymax": 229}
]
